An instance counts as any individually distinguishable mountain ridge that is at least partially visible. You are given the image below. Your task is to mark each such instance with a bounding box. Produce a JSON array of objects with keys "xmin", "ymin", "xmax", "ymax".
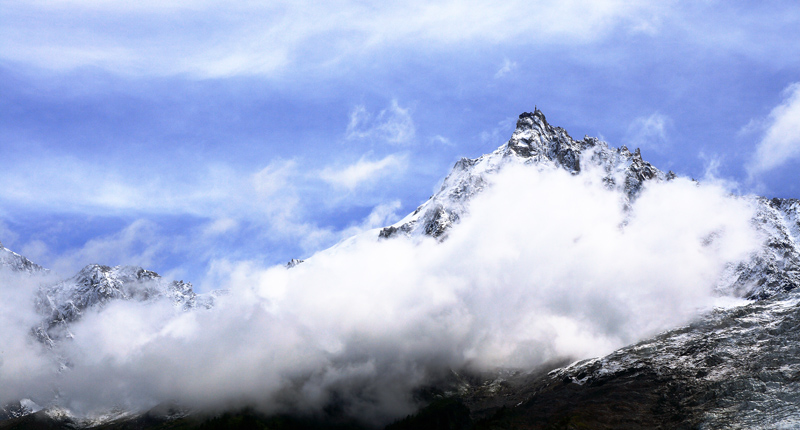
[{"xmin": 381, "ymin": 109, "xmax": 675, "ymax": 241}]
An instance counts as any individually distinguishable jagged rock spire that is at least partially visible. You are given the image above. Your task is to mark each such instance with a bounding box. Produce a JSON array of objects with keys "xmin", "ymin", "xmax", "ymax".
[{"xmin": 379, "ymin": 107, "xmax": 671, "ymax": 241}]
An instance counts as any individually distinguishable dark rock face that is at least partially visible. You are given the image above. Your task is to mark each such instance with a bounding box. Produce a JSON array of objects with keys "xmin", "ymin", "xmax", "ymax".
[
  {"xmin": 521, "ymin": 294, "xmax": 800, "ymax": 429},
  {"xmin": 0, "ymin": 403, "xmax": 36, "ymax": 422},
  {"xmin": 508, "ymin": 110, "xmax": 582, "ymax": 174},
  {"xmin": 286, "ymin": 258, "xmax": 305, "ymax": 268}
]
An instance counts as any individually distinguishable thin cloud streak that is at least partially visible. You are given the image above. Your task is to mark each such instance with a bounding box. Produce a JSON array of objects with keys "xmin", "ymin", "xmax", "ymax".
[
  {"xmin": 346, "ymin": 101, "xmax": 416, "ymax": 146},
  {"xmin": 494, "ymin": 58, "xmax": 517, "ymax": 79},
  {"xmin": 0, "ymin": 150, "xmax": 413, "ymax": 278},
  {"xmin": 320, "ymin": 155, "xmax": 407, "ymax": 191}
]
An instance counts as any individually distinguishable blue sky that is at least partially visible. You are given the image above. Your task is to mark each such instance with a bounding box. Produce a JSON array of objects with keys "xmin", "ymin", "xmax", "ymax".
[{"xmin": 1, "ymin": 0, "xmax": 799, "ymax": 289}]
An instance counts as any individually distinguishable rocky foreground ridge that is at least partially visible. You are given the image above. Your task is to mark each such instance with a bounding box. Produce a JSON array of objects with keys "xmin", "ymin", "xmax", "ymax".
[{"xmin": 2, "ymin": 109, "xmax": 800, "ymax": 429}]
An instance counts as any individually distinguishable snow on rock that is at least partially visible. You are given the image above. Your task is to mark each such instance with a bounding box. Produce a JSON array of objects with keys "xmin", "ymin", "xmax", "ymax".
[
  {"xmin": 380, "ymin": 108, "xmax": 673, "ymax": 241},
  {"xmin": 32, "ymin": 264, "xmax": 201, "ymax": 347},
  {"xmin": 716, "ymin": 197, "xmax": 800, "ymax": 299},
  {"xmin": 0, "ymin": 243, "xmax": 47, "ymax": 274},
  {"xmin": 0, "ymin": 399, "xmax": 42, "ymax": 421}
]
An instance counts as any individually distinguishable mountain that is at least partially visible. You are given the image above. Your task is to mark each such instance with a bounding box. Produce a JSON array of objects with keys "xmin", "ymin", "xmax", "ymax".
[
  {"xmin": 3, "ymin": 108, "xmax": 800, "ymax": 429},
  {"xmin": 382, "ymin": 109, "xmax": 800, "ymax": 301},
  {"xmin": 1, "ymin": 258, "xmax": 217, "ymax": 424},
  {"xmin": 0, "ymin": 241, "xmax": 48, "ymax": 274},
  {"xmin": 32, "ymin": 264, "xmax": 213, "ymax": 348}
]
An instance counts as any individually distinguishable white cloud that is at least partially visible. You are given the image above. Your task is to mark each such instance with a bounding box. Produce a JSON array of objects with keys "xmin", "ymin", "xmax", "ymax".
[
  {"xmin": 0, "ymin": 138, "xmax": 413, "ymax": 279},
  {"xmin": 0, "ymin": 271, "xmax": 57, "ymax": 406},
  {"xmin": 4, "ymin": 219, "xmax": 176, "ymax": 278},
  {"xmin": 320, "ymin": 154, "xmax": 406, "ymax": 190},
  {"xmin": 251, "ymin": 159, "xmax": 298, "ymax": 199},
  {"xmin": 0, "ymin": 154, "xmax": 243, "ymax": 218},
  {"xmin": 337, "ymin": 200, "xmax": 403, "ymax": 239},
  {"xmin": 0, "ymin": 1, "xmax": 671, "ymax": 78},
  {"xmin": 346, "ymin": 100, "xmax": 416, "ymax": 145},
  {"xmin": 18, "ymin": 240, "xmax": 49, "ymax": 265},
  {"xmin": 0, "ymin": 162, "xmax": 762, "ymax": 422},
  {"xmin": 696, "ymin": 151, "xmax": 743, "ymax": 194},
  {"xmin": 494, "ymin": 58, "xmax": 517, "ymax": 78},
  {"xmin": 624, "ymin": 112, "xmax": 671, "ymax": 152},
  {"xmin": 430, "ymin": 135, "xmax": 454, "ymax": 147},
  {"xmin": 747, "ymin": 82, "xmax": 800, "ymax": 177}
]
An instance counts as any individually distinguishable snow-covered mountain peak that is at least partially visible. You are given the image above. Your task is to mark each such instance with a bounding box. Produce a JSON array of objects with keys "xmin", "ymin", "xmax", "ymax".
[
  {"xmin": 33, "ymin": 264, "xmax": 202, "ymax": 347},
  {"xmin": 380, "ymin": 108, "xmax": 671, "ymax": 240},
  {"xmin": 506, "ymin": 109, "xmax": 581, "ymax": 172}
]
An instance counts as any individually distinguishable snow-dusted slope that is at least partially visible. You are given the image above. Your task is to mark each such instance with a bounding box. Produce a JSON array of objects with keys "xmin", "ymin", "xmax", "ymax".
[
  {"xmin": 0, "ymin": 241, "xmax": 47, "ymax": 274},
  {"xmin": 542, "ymin": 293, "xmax": 800, "ymax": 429},
  {"xmin": 1, "ymin": 241, "xmax": 215, "ymax": 350},
  {"xmin": 426, "ymin": 292, "xmax": 800, "ymax": 429},
  {"xmin": 718, "ymin": 197, "xmax": 800, "ymax": 299},
  {"xmin": 0, "ymin": 399, "xmax": 42, "ymax": 422}
]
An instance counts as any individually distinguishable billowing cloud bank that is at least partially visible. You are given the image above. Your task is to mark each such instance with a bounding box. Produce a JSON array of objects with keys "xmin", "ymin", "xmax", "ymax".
[{"xmin": 0, "ymin": 164, "xmax": 760, "ymax": 424}]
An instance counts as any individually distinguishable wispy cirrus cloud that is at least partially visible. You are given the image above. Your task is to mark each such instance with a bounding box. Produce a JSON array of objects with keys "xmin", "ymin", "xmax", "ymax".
[
  {"xmin": 0, "ymin": 148, "xmax": 410, "ymax": 277},
  {"xmin": 747, "ymin": 83, "xmax": 800, "ymax": 178},
  {"xmin": 494, "ymin": 58, "xmax": 517, "ymax": 79},
  {"xmin": 320, "ymin": 154, "xmax": 407, "ymax": 190},
  {"xmin": 623, "ymin": 112, "xmax": 672, "ymax": 152},
  {"xmin": 346, "ymin": 100, "xmax": 416, "ymax": 146}
]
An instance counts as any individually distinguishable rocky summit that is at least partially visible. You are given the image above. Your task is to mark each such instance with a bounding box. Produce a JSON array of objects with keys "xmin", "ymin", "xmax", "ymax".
[{"xmin": 3, "ymin": 109, "xmax": 800, "ymax": 429}]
